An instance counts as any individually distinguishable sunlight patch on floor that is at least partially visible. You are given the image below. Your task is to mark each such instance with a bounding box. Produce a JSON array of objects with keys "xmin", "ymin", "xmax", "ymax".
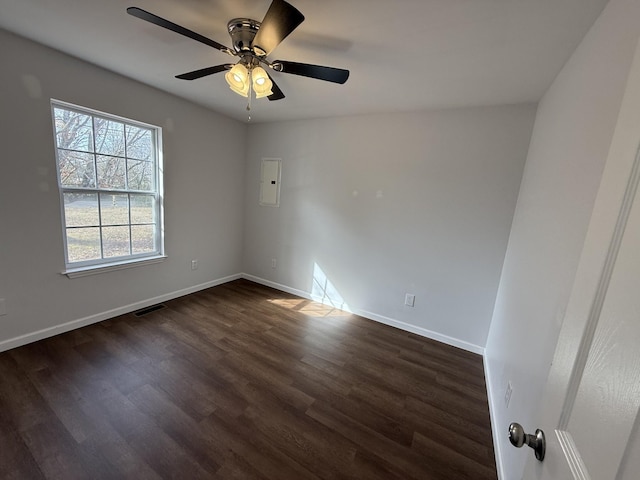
[{"xmin": 268, "ymin": 298, "xmax": 351, "ymax": 318}]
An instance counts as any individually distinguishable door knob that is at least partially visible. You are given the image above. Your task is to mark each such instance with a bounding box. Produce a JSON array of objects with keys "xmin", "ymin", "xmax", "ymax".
[{"xmin": 508, "ymin": 422, "xmax": 546, "ymax": 461}]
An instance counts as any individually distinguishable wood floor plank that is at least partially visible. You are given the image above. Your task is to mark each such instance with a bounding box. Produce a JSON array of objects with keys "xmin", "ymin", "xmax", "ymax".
[
  {"xmin": 20, "ymin": 419, "xmax": 95, "ymax": 479},
  {"xmin": 0, "ymin": 355, "xmax": 53, "ymax": 431},
  {"xmin": 404, "ymin": 394, "xmax": 495, "ymax": 451},
  {"xmin": 0, "ymin": 279, "xmax": 497, "ymax": 479},
  {"xmin": 26, "ymin": 366, "xmax": 96, "ymax": 444},
  {"xmin": 306, "ymin": 401, "xmax": 441, "ymax": 480},
  {"xmin": 202, "ymin": 411, "xmax": 322, "ymax": 480},
  {"xmin": 126, "ymin": 356, "xmax": 219, "ymax": 421},
  {"xmin": 239, "ymin": 384, "xmax": 359, "ymax": 480},
  {"xmin": 412, "ymin": 431, "xmax": 497, "ymax": 480},
  {"xmin": 95, "ymin": 381, "xmax": 213, "ymax": 479},
  {"xmin": 0, "ymin": 399, "xmax": 45, "ymax": 480},
  {"xmin": 126, "ymin": 383, "xmax": 227, "ymax": 472}
]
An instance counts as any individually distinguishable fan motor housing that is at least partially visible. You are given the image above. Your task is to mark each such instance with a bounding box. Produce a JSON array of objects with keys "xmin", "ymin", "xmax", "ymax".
[{"xmin": 227, "ymin": 18, "xmax": 261, "ymax": 53}]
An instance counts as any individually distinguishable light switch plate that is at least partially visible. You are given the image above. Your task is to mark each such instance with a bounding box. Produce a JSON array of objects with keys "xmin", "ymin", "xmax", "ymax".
[{"xmin": 404, "ymin": 294, "xmax": 415, "ymax": 307}]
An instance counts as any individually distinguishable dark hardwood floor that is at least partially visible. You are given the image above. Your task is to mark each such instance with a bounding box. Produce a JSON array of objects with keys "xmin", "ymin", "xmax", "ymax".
[{"xmin": 0, "ymin": 279, "xmax": 497, "ymax": 479}]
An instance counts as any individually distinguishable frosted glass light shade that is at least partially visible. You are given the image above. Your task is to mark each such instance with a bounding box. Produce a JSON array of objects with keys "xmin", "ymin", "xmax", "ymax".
[
  {"xmin": 252, "ymin": 66, "xmax": 273, "ymax": 99},
  {"xmin": 225, "ymin": 63, "xmax": 249, "ymax": 97}
]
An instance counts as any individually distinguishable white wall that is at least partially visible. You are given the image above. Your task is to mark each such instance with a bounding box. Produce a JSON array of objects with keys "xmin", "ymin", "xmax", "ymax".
[
  {"xmin": 243, "ymin": 106, "xmax": 536, "ymax": 351},
  {"xmin": 485, "ymin": 0, "xmax": 640, "ymax": 477},
  {"xmin": 0, "ymin": 29, "xmax": 246, "ymax": 349}
]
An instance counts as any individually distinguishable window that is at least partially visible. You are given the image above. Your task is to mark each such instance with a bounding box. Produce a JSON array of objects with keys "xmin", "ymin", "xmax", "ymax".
[{"xmin": 51, "ymin": 100, "xmax": 164, "ymax": 275}]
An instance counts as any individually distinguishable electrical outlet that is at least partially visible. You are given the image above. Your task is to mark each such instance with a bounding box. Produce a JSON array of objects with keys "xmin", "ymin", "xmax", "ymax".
[
  {"xmin": 271, "ymin": 258, "xmax": 277, "ymax": 269},
  {"xmin": 505, "ymin": 381, "xmax": 513, "ymax": 407},
  {"xmin": 0, "ymin": 299, "xmax": 5, "ymax": 316},
  {"xmin": 404, "ymin": 293, "xmax": 415, "ymax": 307},
  {"xmin": 191, "ymin": 259, "xmax": 198, "ymax": 271}
]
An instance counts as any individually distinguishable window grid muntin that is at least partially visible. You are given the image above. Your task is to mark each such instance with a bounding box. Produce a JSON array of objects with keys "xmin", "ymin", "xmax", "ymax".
[{"xmin": 52, "ymin": 101, "xmax": 162, "ymax": 268}]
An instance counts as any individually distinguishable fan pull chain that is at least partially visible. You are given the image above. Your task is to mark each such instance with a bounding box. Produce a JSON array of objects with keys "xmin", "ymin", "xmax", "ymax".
[{"xmin": 246, "ymin": 71, "xmax": 252, "ymax": 122}]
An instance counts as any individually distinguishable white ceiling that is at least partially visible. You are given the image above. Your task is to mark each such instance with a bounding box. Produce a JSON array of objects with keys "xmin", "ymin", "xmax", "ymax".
[{"xmin": 0, "ymin": 0, "xmax": 609, "ymax": 123}]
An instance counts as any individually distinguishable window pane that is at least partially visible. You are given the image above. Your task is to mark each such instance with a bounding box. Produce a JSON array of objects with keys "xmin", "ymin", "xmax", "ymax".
[
  {"xmin": 130, "ymin": 195, "xmax": 155, "ymax": 224},
  {"xmin": 132, "ymin": 225, "xmax": 155, "ymax": 254},
  {"xmin": 100, "ymin": 194, "xmax": 129, "ymax": 225},
  {"xmin": 67, "ymin": 227, "xmax": 101, "ymax": 262},
  {"xmin": 54, "ymin": 108, "xmax": 94, "ymax": 152},
  {"xmin": 126, "ymin": 125, "xmax": 153, "ymax": 160},
  {"xmin": 95, "ymin": 118, "xmax": 125, "ymax": 156},
  {"xmin": 96, "ymin": 155, "xmax": 126, "ymax": 189},
  {"xmin": 58, "ymin": 150, "xmax": 96, "ymax": 188},
  {"xmin": 52, "ymin": 102, "xmax": 163, "ymax": 267},
  {"xmin": 64, "ymin": 193, "xmax": 99, "ymax": 227},
  {"xmin": 102, "ymin": 226, "xmax": 131, "ymax": 258},
  {"xmin": 127, "ymin": 159, "xmax": 154, "ymax": 191}
]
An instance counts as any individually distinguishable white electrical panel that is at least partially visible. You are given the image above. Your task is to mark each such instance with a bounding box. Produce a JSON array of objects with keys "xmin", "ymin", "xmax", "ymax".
[{"xmin": 260, "ymin": 158, "xmax": 281, "ymax": 207}]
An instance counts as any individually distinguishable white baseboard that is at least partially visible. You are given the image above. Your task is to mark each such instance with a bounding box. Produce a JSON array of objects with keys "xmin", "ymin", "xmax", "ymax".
[
  {"xmin": 355, "ymin": 308, "xmax": 485, "ymax": 355},
  {"xmin": 484, "ymin": 356, "xmax": 506, "ymax": 480},
  {"xmin": 0, "ymin": 273, "xmax": 242, "ymax": 353},
  {"xmin": 241, "ymin": 273, "xmax": 485, "ymax": 355},
  {"xmin": 242, "ymin": 273, "xmax": 313, "ymax": 302}
]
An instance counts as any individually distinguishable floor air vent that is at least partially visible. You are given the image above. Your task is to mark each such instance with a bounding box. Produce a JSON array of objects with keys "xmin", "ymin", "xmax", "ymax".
[{"xmin": 134, "ymin": 304, "xmax": 166, "ymax": 317}]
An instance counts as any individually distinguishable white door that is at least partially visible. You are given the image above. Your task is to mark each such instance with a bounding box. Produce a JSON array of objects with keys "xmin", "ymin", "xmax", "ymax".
[{"xmin": 523, "ymin": 40, "xmax": 640, "ymax": 480}]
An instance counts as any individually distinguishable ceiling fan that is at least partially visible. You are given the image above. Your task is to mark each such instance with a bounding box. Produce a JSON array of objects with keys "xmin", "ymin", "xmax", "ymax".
[{"xmin": 127, "ymin": 0, "xmax": 350, "ymax": 102}]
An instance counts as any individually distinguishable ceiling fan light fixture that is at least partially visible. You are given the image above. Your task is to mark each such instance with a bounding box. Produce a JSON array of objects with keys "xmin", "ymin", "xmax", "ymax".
[
  {"xmin": 252, "ymin": 66, "xmax": 273, "ymax": 98},
  {"xmin": 128, "ymin": 2, "xmax": 350, "ymax": 107},
  {"xmin": 225, "ymin": 63, "xmax": 250, "ymax": 97}
]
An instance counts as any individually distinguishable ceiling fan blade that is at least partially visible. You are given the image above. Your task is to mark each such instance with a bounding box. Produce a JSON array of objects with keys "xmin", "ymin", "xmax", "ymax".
[
  {"xmin": 127, "ymin": 7, "xmax": 232, "ymax": 54},
  {"xmin": 273, "ymin": 60, "xmax": 349, "ymax": 84},
  {"xmin": 267, "ymin": 73, "xmax": 285, "ymax": 101},
  {"xmin": 175, "ymin": 64, "xmax": 233, "ymax": 80},
  {"xmin": 252, "ymin": 0, "xmax": 304, "ymax": 56}
]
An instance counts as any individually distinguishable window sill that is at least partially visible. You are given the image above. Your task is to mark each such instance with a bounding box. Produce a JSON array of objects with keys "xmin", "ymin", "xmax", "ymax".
[{"xmin": 62, "ymin": 255, "xmax": 167, "ymax": 278}]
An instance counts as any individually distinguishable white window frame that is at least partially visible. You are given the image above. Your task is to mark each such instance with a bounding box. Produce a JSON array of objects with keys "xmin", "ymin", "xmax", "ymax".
[{"xmin": 51, "ymin": 100, "xmax": 165, "ymax": 278}]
